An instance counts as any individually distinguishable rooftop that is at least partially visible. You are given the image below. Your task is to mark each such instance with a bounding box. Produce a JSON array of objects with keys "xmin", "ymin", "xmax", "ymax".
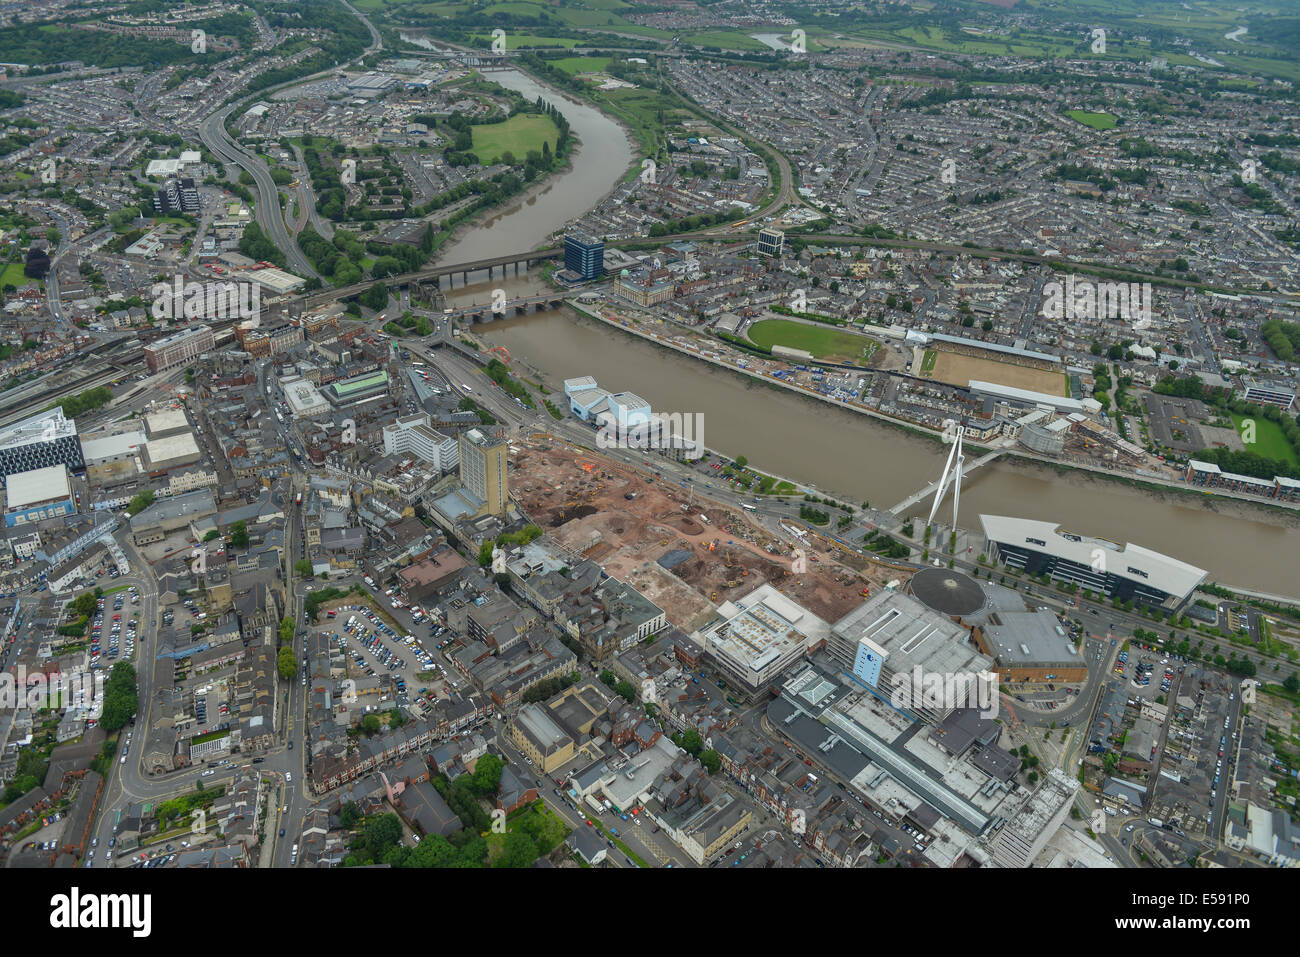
[{"xmin": 5, "ymin": 464, "xmax": 71, "ymax": 510}]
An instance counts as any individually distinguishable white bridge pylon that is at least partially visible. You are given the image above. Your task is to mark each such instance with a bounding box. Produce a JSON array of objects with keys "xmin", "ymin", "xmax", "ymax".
[{"xmin": 926, "ymin": 422, "xmax": 965, "ymax": 531}]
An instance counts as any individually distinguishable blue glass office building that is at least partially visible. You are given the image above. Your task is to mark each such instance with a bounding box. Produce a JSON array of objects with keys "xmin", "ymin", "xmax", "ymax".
[{"xmin": 564, "ymin": 233, "xmax": 604, "ymax": 281}]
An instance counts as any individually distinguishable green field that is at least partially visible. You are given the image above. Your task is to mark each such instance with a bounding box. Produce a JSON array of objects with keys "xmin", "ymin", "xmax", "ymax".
[
  {"xmin": 363, "ymin": 0, "xmax": 1300, "ymax": 84},
  {"xmin": 471, "ymin": 113, "xmax": 559, "ymax": 164},
  {"xmin": 1233, "ymin": 413, "xmax": 1300, "ymax": 466},
  {"xmin": 1065, "ymin": 110, "xmax": 1119, "ymax": 130},
  {"xmin": 749, "ymin": 319, "xmax": 879, "ymax": 364},
  {"xmin": 0, "ymin": 263, "xmax": 30, "ymax": 290},
  {"xmin": 550, "ymin": 55, "xmax": 611, "ymax": 75},
  {"xmin": 920, "ymin": 349, "xmax": 937, "ymax": 374}
]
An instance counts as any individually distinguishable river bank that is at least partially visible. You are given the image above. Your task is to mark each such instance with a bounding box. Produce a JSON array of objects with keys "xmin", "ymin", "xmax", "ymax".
[
  {"xmin": 560, "ymin": 302, "xmax": 1300, "ymax": 526},
  {"xmin": 432, "ymin": 68, "xmax": 638, "ymax": 264}
]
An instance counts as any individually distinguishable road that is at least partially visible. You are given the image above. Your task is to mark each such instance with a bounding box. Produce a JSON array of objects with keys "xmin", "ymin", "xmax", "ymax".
[
  {"xmin": 189, "ymin": 0, "xmax": 383, "ymax": 283},
  {"xmin": 198, "ymin": 106, "xmax": 317, "ymax": 279}
]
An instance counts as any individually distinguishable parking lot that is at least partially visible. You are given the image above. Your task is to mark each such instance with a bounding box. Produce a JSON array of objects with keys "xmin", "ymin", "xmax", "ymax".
[
  {"xmin": 1147, "ymin": 664, "xmax": 1242, "ymax": 841},
  {"xmin": 88, "ymin": 587, "xmax": 140, "ymax": 668},
  {"xmin": 328, "ymin": 601, "xmax": 460, "ymax": 715}
]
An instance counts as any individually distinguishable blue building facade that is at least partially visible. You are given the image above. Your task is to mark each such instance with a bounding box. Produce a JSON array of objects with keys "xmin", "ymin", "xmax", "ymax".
[{"xmin": 564, "ymin": 233, "xmax": 604, "ymax": 281}]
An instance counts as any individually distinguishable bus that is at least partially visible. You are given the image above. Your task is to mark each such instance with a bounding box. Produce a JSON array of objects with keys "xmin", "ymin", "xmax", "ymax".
[
  {"xmin": 411, "ymin": 361, "xmax": 425, "ymax": 367},
  {"xmin": 295, "ymin": 492, "xmax": 302, "ymax": 506},
  {"xmin": 740, "ymin": 503, "xmax": 756, "ymax": 511},
  {"xmin": 462, "ymin": 383, "xmax": 473, "ymax": 393}
]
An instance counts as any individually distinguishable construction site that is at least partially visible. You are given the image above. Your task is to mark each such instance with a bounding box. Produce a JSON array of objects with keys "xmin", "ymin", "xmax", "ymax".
[{"xmin": 510, "ymin": 434, "xmax": 909, "ymax": 633}]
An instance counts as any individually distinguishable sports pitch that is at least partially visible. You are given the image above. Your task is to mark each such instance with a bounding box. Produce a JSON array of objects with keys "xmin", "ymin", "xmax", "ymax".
[{"xmin": 924, "ymin": 350, "xmax": 1069, "ymax": 396}]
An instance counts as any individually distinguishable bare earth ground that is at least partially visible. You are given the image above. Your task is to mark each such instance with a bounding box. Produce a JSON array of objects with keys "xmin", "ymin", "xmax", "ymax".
[
  {"xmin": 928, "ymin": 351, "xmax": 1068, "ymax": 396},
  {"xmin": 511, "ymin": 435, "xmax": 906, "ymax": 629}
]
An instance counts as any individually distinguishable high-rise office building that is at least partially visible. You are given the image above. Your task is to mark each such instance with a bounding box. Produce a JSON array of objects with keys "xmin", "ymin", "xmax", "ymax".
[
  {"xmin": 458, "ymin": 428, "xmax": 508, "ymax": 516},
  {"xmin": 564, "ymin": 232, "xmax": 605, "ymax": 281},
  {"xmin": 154, "ymin": 176, "xmax": 200, "ymax": 215},
  {"xmin": 758, "ymin": 228, "xmax": 784, "ymax": 257}
]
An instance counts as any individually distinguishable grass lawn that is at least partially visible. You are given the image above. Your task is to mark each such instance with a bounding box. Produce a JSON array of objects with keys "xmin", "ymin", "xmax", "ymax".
[
  {"xmin": 748, "ymin": 319, "xmax": 879, "ymax": 364},
  {"xmin": 550, "ymin": 55, "xmax": 612, "ymax": 75},
  {"xmin": 0, "ymin": 262, "xmax": 30, "ymax": 290},
  {"xmin": 920, "ymin": 349, "xmax": 937, "ymax": 374},
  {"xmin": 1232, "ymin": 413, "xmax": 1300, "ymax": 466},
  {"xmin": 1065, "ymin": 110, "xmax": 1118, "ymax": 130},
  {"xmin": 471, "ymin": 113, "xmax": 559, "ymax": 164},
  {"xmin": 485, "ymin": 799, "xmax": 571, "ymax": 865}
]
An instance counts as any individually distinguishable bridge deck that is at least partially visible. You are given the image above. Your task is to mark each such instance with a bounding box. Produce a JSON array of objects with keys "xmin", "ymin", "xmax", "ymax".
[
  {"xmin": 889, "ymin": 448, "xmax": 1005, "ymax": 515},
  {"xmin": 302, "ymin": 247, "xmax": 562, "ymax": 308}
]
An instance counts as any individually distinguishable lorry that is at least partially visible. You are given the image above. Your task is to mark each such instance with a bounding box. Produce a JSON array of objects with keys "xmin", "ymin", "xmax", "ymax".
[{"xmin": 585, "ymin": 794, "xmax": 604, "ymax": 815}]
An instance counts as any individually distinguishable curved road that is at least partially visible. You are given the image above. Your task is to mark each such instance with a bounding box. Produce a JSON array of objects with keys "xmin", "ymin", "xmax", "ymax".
[{"xmin": 192, "ymin": 0, "xmax": 383, "ymax": 282}]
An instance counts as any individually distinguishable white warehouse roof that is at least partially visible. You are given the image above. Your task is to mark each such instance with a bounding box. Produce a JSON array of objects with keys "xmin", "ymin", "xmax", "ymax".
[{"xmin": 6, "ymin": 464, "xmax": 71, "ymax": 510}]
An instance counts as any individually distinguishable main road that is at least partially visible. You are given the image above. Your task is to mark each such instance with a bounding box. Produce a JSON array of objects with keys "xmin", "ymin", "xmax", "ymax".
[
  {"xmin": 198, "ymin": 107, "xmax": 318, "ymax": 279},
  {"xmin": 192, "ymin": 0, "xmax": 384, "ymax": 282}
]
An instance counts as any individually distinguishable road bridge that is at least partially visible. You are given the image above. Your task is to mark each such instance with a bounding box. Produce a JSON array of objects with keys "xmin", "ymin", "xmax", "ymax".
[{"xmin": 446, "ymin": 293, "xmax": 569, "ymax": 322}]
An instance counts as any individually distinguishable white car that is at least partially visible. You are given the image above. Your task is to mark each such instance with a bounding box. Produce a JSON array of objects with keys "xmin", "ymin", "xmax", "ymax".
[{"xmin": 285, "ymin": 772, "xmax": 292, "ymax": 783}]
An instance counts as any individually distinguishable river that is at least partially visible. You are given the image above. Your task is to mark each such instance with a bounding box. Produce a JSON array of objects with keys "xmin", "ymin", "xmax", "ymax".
[
  {"xmin": 418, "ymin": 55, "xmax": 1300, "ymax": 598},
  {"xmin": 478, "ymin": 309, "xmax": 1300, "ymax": 597},
  {"xmin": 434, "ymin": 69, "xmax": 636, "ymax": 263}
]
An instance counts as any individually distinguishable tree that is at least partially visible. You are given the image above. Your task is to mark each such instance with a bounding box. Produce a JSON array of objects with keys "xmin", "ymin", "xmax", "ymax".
[
  {"xmin": 365, "ymin": 813, "xmax": 403, "ymax": 861},
  {"xmin": 126, "ymin": 490, "xmax": 155, "ymax": 516},
  {"xmin": 339, "ymin": 801, "xmax": 361, "ymax": 828},
  {"xmin": 408, "ymin": 833, "xmax": 459, "ymax": 867},
  {"xmin": 614, "ymin": 680, "xmax": 636, "ymax": 703},
  {"xmin": 203, "ymin": 529, "xmax": 220, "ymax": 542},
  {"xmin": 277, "ymin": 646, "xmax": 297, "ymax": 680},
  {"xmin": 294, "ymin": 559, "xmax": 314, "ymax": 578},
  {"xmin": 279, "ymin": 617, "xmax": 295, "ymax": 646},
  {"xmin": 495, "ymin": 828, "xmax": 539, "ymax": 868},
  {"xmin": 230, "ymin": 520, "xmax": 249, "ymax": 549},
  {"xmin": 361, "ymin": 281, "xmax": 389, "ymax": 312},
  {"xmin": 363, "ymin": 714, "xmax": 381, "ymax": 735},
  {"xmin": 100, "ymin": 662, "xmax": 138, "ymax": 731},
  {"xmin": 679, "ymin": 729, "xmax": 703, "ymax": 756},
  {"xmin": 699, "ymin": 749, "xmax": 721, "ymax": 774},
  {"xmin": 471, "ymin": 753, "xmax": 504, "ymax": 795}
]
